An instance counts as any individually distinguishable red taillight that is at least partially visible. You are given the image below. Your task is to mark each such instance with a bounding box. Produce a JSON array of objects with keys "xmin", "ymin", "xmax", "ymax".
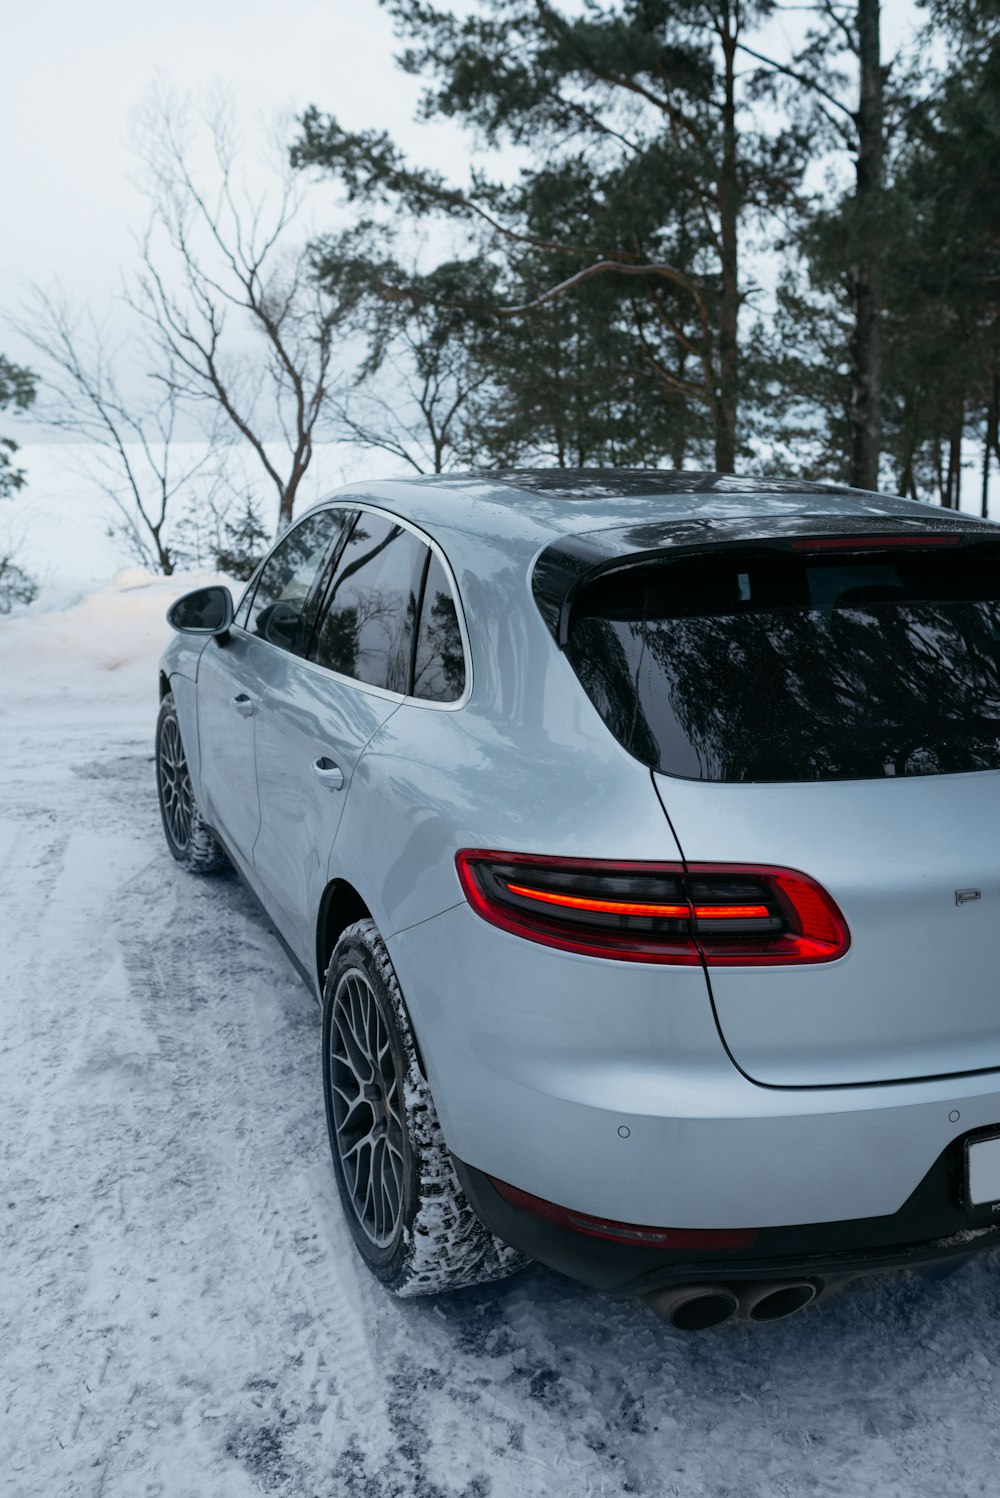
[
  {"xmin": 455, "ymin": 850, "xmax": 850, "ymax": 966},
  {"xmin": 687, "ymin": 864, "xmax": 850, "ymax": 966},
  {"xmin": 503, "ymin": 882, "xmax": 691, "ymax": 919},
  {"xmin": 488, "ymin": 1177, "xmax": 759, "ymax": 1250}
]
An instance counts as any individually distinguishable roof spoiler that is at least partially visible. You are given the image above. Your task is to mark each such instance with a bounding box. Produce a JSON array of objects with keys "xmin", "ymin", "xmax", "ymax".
[{"xmin": 531, "ymin": 514, "xmax": 1000, "ymax": 648}]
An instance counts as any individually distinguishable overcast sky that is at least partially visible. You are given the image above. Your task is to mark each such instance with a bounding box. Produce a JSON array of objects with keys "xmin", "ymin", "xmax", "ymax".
[
  {"xmin": 3, "ymin": 0, "xmax": 925, "ymax": 443},
  {"xmin": 1, "ymin": 0, "xmax": 456, "ymax": 293},
  {"xmin": 2, "ymin": 0, "xmax": 475, "ymax": 433}
]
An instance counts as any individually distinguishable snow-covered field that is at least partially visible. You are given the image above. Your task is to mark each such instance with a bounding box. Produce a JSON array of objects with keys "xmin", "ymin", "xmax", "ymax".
[{"xmin": 5, "ymin": 579, "xmax": 1000, "ymax": 1496}]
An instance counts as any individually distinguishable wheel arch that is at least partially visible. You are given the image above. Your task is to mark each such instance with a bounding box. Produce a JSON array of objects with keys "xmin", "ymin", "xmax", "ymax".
[
  {"xmin": 316, "ymin": 878, "xmax": 372, "ymax": 991},
  {"xmin": 316, "ymin": 878, "xmax": 428, "ymax": 1077}
]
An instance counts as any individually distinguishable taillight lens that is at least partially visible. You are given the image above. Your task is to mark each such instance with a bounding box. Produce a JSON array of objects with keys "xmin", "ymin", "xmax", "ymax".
[
  {"xmin": 488, "ymin": 1177, "xmax": 759, "ymax": 1250},
  {"xmin": 455, "ymin": 851, "xmax": 849, "ymax": 966}
]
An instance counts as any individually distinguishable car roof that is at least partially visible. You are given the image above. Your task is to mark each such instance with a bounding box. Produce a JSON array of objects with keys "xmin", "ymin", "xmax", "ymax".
[{"xmin": 318, "ymin": 468, "xmax": 987, "ymax": 549}]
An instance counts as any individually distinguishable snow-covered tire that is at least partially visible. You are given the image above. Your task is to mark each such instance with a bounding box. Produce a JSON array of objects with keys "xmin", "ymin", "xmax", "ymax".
[
  {"xmin": 322, "ymin": 918, "xmax": 529, "ymax": 1297},
  {"xmin": 155, "ymin": 692, "xmax": 229, "ymax": 875}
]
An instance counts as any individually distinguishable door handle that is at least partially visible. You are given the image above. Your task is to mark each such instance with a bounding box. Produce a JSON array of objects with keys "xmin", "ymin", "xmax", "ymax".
[
  {"xmin": 312, "ymin": 756, "xmax": 345, "ymax": 790},
  {"xmin": 232, "ymin": 694, "xmax": 254, "ymax": 717}
]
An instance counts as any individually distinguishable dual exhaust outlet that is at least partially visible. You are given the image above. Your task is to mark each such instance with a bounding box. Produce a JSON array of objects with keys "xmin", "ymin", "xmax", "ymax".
[{"xmin": 644, "ymin": 1278, "xmax": 820, "ymax": 1331}]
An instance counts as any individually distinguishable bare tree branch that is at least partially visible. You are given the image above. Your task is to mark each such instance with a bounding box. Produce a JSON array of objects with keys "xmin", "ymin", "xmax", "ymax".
[
  {"xmin": 6, "ymin": 286, "xmax": 225, "ymax": 575},
  {"xmin": 128, "ymin": 88, "xmax": 345, "ymax": 530}
]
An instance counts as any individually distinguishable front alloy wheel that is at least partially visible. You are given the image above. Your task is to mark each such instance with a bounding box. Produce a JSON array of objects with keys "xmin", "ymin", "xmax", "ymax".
[
  {"xmin": 155, "ymin": 692, "xmax": 229, "ymax": 874},
  {"xmin": 158, "ymin": 710, "xmax": 195, "ymax": 852}
]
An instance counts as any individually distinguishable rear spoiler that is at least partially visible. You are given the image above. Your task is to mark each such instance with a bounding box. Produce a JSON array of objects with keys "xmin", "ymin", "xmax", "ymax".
[{"xmin": 532, "ymin": 513, "xmax": 1000, "ymax": 648}]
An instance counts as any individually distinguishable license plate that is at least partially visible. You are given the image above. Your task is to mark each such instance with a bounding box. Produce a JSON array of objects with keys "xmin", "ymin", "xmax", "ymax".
[{"xmin": 966, "ymin": 1134, "xmax": 1000, "ymax": 1206}]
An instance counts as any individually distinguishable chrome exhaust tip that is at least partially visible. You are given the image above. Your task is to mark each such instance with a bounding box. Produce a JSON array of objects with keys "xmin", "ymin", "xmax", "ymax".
[
  {"xmin": 643, "ymin": 1283, "xmax": 741, "ymax": 1331},
  {"xmin": 738, "ymin": 1279, "xmax": 819, "ymax": 1322}
]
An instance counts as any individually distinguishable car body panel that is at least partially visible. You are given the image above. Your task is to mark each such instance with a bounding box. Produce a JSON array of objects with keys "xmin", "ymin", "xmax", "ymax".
[
  {"xmin": 388, "ymin": 900, "xmax": 1000, "ymax": 1228},
  {"xmin": 341, "ymin": 589, "xmax": 687, "ymax": 945},
  {"xmin": 251, "ymin": 646, "xmax": 402, "ymax": 970},
  {"xmin": 653, "ymin": 769, "xmax": 1000, "ymax": 1088},
  {"xmin": 194, "ymin": 632, "xmax": 266, "ymax": 868}
]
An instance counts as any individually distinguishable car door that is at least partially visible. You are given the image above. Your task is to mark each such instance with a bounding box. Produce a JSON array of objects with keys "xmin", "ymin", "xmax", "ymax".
[
  {"xmin": 195, "ymin": 509, "xmax": 343, "ymax": 874},
  {"xmin": 251, "ymin": 508, "xmax": 430, "ymax": 970}
]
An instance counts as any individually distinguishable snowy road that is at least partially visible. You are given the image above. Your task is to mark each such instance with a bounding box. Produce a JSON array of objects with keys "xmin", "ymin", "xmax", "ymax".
[{"xmin": 4, "ymin": 577, "xmax": 1000, "ymax": 1498}]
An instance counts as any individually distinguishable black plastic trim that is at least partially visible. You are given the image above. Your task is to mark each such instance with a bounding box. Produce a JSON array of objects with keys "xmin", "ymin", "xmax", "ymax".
[
  {"xmin": 453, "ymin": 1138, "xmax": 1000, "ymax": 1297},
  {"xmin": 531, "ymin": 515, "xmax": 1000, "ymax": 647}
]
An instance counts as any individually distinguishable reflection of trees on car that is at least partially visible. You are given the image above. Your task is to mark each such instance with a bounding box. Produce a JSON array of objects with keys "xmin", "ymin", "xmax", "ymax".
[
  {"xmin": 573, "ymin": 602, "xmax": 1000, "ymax": 782},
  {"xmin": 414, "ymin": 588, "xmax": 465, "ymax": 701},
  {"xmin": 311, "ymin": 525, "xmax": 422, "ymax": 691},
  {"xmin": 567, "ymin": 555, "xmax": 1000, "ymax": 782},
  {"xmin": 318, "ymin": 589, "xmax": 398, "ymax": 681},
  {"xmin": 250, "ymin": 518, "xmax": 336, "ymax": 651}
]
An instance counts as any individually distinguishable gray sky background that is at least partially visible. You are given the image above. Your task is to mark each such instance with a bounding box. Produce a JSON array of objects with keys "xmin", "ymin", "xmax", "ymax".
[
  {"xmin": 2, "ymin": 0, "xmax": 476, "ymax": 439},
  {"xmin": 3, "ymin": 0, "xmax": 925, "ymax": 443}
]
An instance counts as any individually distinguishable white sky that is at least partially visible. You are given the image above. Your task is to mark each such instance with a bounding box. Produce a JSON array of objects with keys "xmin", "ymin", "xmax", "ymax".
[
  {"xmin": 1, "ymin": 0, "xmax": 455, "ymax": 288},
  {"xmin": 3, "ymin": 0, "xmax": 925, "ymax": 444},
  {"xmin": 2, "ymin": 0, "xmax": 476, "ymax": 437}
]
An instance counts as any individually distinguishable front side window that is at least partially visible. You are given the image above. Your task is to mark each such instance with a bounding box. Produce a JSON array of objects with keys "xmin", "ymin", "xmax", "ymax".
[
  {"xmin": 413, "ymin": 552, "xmax": 466, "ymax": 703},
  {"xmin": 310, "ymin": 514, "xmax": 427, "ymax": 690},
  {"xmin": 245, "ymin": 510, "xmax": 348, "ymax": 655},
  {"xmin": 566, "ymin": 548, "xmax": 1000, "ymax": 782}
]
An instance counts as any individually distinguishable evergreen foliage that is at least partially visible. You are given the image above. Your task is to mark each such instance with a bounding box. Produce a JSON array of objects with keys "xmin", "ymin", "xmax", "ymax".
[
  {"xmin": 290, "ymin": 0, "xmax": 999, "ymax": 503},
  {"xmin": 294, "ymin": 0, "xmax": 810, "ymax": 474},
  {"xmin": 0, "ymin": 354, "xmax": 37, "ymax": 501}
]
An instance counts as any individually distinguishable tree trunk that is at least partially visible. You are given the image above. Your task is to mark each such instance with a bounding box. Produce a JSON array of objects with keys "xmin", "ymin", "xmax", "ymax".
[
  {"xmin": 151, "ymin": 527, "xmax": 174, "ymax": 576},
  {"xmin": 982, "ymin": 411, "xmax": 993, "ymax": 518},
  {"xmin": 849, "ymin": 0, "xmax": 883, "ymax": 491},
  {"xmin": 278, "ymin": 450, "xmax": 309, "ymax": 533},
  {"xmin": 933, "ymin": 438, "xmax": 946, "ymax": 505},
  {"xmin": 944, "ymin": 401, "xmax": 964, "ymax": 508},
  {"xmin": 715, "ymin": 4, "xmax": 740, "ymax": 474}
]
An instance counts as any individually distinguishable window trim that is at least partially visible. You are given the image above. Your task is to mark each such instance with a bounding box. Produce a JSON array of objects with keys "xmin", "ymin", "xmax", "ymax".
[{"xmin": 232, "ymin": 499, "xmax": 473, "ymax": 711}]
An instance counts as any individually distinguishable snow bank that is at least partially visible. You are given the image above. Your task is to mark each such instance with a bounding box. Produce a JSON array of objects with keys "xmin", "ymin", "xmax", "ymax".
[{"xmin": 0, "ymin": 568, "xmax": 229, "ymax": 726}]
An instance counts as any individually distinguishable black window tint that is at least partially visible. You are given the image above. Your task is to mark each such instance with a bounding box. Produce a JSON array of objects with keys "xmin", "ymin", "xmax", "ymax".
[
  {"xmin": 310, "ymin": 514, "xmax": 425, "ymax": 690},
  {"xmin": 413, "ymin": 552, "xmax": 466, "ymax": 703},
  {"xmin": 245, "ymin": 511, "xmax": 345, "ymax": 655},
  {"xmin": 566, "ymin": 550, "xmax": 1000, "ymax": 783}
]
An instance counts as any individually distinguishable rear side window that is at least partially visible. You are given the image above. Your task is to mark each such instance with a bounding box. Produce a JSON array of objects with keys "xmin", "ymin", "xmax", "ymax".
[
  {"xmin": 413, "ymin": 552, "xmax": 466, "ymax": 702},
  {"xmin": 245, "ymin": 510, "xmax": 347, "ymax": 654},
  {"xmin": 310, "ymin": 514, "xmax": 426, "ymax": 690},
  {"xmin": 566, "ymin": 549, "xmax": 1000, "ymax": 782}
]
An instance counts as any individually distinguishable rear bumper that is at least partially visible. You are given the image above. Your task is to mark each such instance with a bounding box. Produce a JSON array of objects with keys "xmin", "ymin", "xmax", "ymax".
[
  {"xmin": 454, "ymin": 1149, "xmax": 1000, "ymax": 1296},
  {"xmin": 388, "ymin": 903, "xmax": 1000, "ymax": 1233}
]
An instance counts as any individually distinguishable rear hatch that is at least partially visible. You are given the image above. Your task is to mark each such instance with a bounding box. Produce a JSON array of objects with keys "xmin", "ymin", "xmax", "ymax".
[{"xmin": 558, "ymin": 525, "xmax": 1000, "ymax": 1087}]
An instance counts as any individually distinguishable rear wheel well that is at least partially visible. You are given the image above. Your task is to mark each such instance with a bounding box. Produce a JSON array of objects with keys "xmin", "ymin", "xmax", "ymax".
[
  {"xmin": 317, "ymin": 880, "xmax": 373, "ymax": 990},
  {"xmin": 317, "ymin": 880, "xmax": 427, "ymax": 1077}
]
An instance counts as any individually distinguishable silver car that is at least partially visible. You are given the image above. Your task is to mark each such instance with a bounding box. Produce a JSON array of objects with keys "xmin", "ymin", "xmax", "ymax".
[{"xmin": 157, "ymin": 470, "xmax": 1000, "ymax": 1329}]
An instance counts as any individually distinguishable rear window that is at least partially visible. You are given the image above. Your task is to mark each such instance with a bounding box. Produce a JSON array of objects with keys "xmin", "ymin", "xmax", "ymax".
[{"xmin": 566, "ymin": 548, "xmax": 1000, "ymax": 782}]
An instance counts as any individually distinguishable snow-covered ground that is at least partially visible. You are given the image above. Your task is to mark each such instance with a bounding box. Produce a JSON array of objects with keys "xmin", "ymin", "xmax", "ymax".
[{"xmin": 6, "ymin": 578, "xmax": 1000, "ymax": 1496}]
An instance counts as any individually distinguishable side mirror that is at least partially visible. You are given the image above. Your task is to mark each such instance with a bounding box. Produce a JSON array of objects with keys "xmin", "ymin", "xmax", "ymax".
[{"xmin": 167, "ymin": 585, "xmax": 234, "ymax": 637}]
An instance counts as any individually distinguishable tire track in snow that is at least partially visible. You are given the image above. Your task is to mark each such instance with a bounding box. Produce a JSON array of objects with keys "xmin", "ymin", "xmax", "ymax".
[{"xmin": 111, "ymin": 841, "xmax": 399, "ymax": 1495}]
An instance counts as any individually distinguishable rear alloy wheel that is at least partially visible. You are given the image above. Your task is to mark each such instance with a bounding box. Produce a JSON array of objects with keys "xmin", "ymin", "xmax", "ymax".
[
  {"xmin": 323, "ymin": 919, "xmax": 528, "ymax": 1295},
  {"xmin": 155, "ymin": 692, "xmax": 229, "ymax": 874}
]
